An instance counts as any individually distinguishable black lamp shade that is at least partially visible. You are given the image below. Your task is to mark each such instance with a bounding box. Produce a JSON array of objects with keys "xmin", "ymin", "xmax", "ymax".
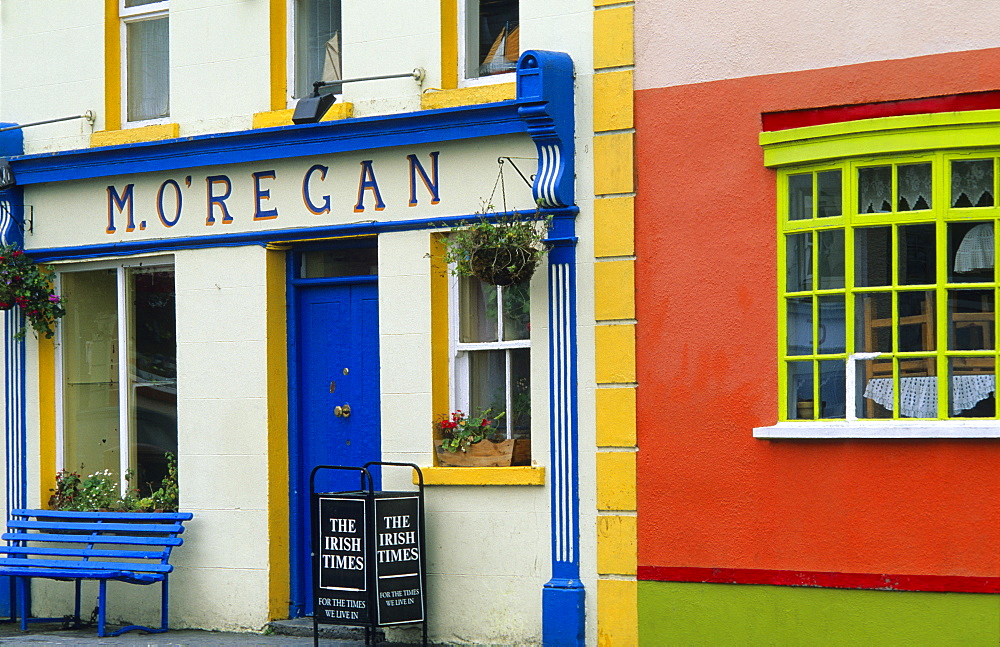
[{"xmin": 292, "ymin": 93, "xmax": 337, "ymax": 125}]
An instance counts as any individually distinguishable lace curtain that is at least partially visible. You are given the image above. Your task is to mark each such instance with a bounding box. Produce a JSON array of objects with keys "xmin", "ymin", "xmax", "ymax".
[
  {"xmin": 897, "ymin": 164, "xmax": 932, "ymax": 211},
  {"xmin": 952, "ymin": 160, "xmax": 994, "ymax": 208},
  {"xmin": 858, "ymin": 166, "xmax": 892, "ymax": 213}
]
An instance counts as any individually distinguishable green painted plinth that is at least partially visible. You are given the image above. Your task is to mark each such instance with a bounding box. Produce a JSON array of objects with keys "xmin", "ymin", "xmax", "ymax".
[{"xmin": 639, "ymin": 581, "xmax": 1000, "ymax": 646}]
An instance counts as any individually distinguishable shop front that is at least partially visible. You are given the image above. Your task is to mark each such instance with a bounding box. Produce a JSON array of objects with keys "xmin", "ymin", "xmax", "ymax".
[{"xmin": 0, "ymin": 51, "xmax": 579, "ymax": 641}]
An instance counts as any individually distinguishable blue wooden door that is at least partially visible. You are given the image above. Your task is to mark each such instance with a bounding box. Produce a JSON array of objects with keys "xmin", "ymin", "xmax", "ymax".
[{"xmin": 290, "ymin": 278, "xmax": 380, "ymax": 617}]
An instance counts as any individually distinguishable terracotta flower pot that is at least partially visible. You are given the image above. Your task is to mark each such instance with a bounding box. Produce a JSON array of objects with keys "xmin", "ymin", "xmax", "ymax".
[{"xmin": 436, "ymin": 438, "xmax": 531, "ymax": 467}]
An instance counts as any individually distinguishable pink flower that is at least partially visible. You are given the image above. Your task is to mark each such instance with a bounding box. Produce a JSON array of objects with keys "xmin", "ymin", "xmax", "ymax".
[{"xmin": 48, "ymin": 295, "xmax": 60, "ymax": 303}]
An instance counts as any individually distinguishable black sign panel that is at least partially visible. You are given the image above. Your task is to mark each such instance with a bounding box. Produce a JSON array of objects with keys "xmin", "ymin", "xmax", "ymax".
[
  {"xmin": 374, "ymin": 495, "xmax": 424, "ymax": 625},
  {"xmin": 314, "ymin": 495, "xmax": 370, "ymax": 625}
]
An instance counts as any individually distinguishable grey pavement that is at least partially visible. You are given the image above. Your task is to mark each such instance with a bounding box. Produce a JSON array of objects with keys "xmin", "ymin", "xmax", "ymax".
[{"xmin": 0, "ymin": 620, "xmax": 390, "ymax": 646}]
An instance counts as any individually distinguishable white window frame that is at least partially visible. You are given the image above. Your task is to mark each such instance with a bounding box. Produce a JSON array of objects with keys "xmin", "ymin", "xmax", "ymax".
[
  {"xmin": 55, "ymin": 256, "xmax": 175, "ymax": 491},
  {"xmin": 120, "ymin": 0, "xmax": 170, "ymax": 127},
  {"xmin": 448, "ymin": 273, "xmax": 531, "ymax": 440},
  {"xmin": 286, "ymin": 0, "xmax": 344, "ymax": 106},
  {"xmin": 458, "ymin": 0, "xmax": 517, "ymax": 88}
]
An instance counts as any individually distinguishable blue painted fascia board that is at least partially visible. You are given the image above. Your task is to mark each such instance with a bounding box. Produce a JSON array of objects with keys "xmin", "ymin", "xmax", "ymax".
[{"xmin": 8, "ymin": 101, "xmax": 525, "ymax": 186}]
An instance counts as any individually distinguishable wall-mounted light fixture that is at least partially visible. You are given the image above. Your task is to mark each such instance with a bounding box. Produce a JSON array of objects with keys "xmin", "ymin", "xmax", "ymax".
[
  {"xmin": 0, "ymin": 112, "xmax": 97, "ymax": 189},
  {"xmin": 0, "ymin": 111, "xmax": 96, "ymax": 134},
  {"xmin": 291, "ymin": 68, "xmax": 425, "ymax": 125}
]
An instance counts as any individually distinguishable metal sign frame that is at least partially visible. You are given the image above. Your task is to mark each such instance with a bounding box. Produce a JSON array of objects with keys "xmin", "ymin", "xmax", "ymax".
[{"xmin": 309, "ymin": 462, "xmax": 426, "ymax": 646}]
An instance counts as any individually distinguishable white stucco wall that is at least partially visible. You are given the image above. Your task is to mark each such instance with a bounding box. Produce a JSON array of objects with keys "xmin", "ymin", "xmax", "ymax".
[
  {"xmin": 2, "ymin": 0, "xmax": 598, "ymax": 641},
  {"xmin": 635, "ymin": 0, "xmax": 1000, "ymax": 90}
]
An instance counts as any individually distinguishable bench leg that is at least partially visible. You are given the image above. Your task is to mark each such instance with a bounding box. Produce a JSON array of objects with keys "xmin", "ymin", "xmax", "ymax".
[
  {"xmin": 15, "ymin": 577, "xmax": 26, "ymax": 632},
  {"xmin": 73, "ymin": 579, "xmax": 82, "ymax": 627},
  {"xmin": 106, "ymin": 578, "xmax": 170, "ymax": 637},
  {"xmin": 97, "ymin": 579, "xmax": 107, "ymax": 638},
  {"xmin": 160, "ymin": 576, "xmax": 169, "ymax": 631}
]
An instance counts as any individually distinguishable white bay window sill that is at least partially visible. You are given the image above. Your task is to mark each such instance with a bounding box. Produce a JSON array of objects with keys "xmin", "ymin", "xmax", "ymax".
[{"xmin": 754, "ymin": 420, "xmax": 1000, "ymax": 439}]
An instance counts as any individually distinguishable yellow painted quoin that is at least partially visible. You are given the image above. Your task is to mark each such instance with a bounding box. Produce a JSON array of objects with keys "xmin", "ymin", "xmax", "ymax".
[{"xmin": 593, "ymin": 1, "xmax": 638, "ymax": 643}]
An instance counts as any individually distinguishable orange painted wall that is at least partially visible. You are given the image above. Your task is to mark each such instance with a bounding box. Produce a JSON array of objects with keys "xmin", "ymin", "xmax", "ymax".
[{"xmin": 635, "ymin": 48, "xmax": 1000, "ymax": 578}]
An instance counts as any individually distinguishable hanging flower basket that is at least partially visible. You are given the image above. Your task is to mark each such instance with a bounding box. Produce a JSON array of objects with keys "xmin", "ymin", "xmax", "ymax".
[
  {"xmin": 0, "ymin": 244, "xmax": 66, "ymax": 339},
  {"xmin": 439, "ymin": 207, "xmax": 551, "ymax": 287},
  {"xmin": 470, "ymin": 245, "xmax": 538, "ymax": 287}
]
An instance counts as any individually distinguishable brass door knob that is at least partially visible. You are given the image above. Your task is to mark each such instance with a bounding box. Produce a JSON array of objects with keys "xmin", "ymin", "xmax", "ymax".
[{"xmin": 334, "ymin": 404, "xmax": 352, "ymax": 418}]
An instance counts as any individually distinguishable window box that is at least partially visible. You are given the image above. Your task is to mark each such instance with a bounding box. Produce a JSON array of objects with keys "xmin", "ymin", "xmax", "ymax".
[{"xmin": 435, "ymin": 438, "xmax": 531, "ymax": 467}]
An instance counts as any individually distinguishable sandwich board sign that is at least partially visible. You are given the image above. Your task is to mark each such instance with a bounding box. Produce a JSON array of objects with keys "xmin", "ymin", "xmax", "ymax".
[{"xmin": 311, "ymin": 463, "xmax": 426, "ymax": 645}]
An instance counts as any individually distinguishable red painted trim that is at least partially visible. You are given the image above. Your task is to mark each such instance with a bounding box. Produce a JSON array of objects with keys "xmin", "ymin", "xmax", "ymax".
[
  {"xmin": 762, "ymin": 90, "xmax": 1000, "ymax": 132},
  {"xmin": 638, "ymin": 566, "xmax": 1000, "ymax": 594}
]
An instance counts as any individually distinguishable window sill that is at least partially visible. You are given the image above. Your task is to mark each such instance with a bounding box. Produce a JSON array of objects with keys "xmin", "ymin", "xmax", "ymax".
[
  {"xmin": 754, "ymin": 420, "xmax": 1000, "ymax": 439},
  {"xmin": 419, "ymin": 83, "xmax": 515, "ymax": 111},
  {"xmin": 251, "ymin": 103, "xmax": 355, "ymax": 129},
  {"xmin": 415, "ymin": 466, "xmax": 545, "ymax": 486},
  {"xmin": 89, "ymin": 123, "xmax": 179, "ymax": 148}
]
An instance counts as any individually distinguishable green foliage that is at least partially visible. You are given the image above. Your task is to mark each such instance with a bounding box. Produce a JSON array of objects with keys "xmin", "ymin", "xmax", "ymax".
[
  {"xmin": 0, "ymin": 244, "xmax": 66, "ymax": 339},
  {"xmin": 49, "ymin": 453, "xmax": 180, "ymax": 512},
  {"xmin": 437, "ymin": 409, "xmax": 506, "ymax": 452},
  {"xmin": 439, "ymin": 207, "xmax": 551, "ymax": 286}
]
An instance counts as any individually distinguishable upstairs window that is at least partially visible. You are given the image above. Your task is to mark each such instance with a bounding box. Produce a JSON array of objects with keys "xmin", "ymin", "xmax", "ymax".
[
  {"xmin": 463, "ymin": 0, "xmax": 518, "ymax": 81},
  {"xmin": 454, "ymin": 276, "xmax": 531, "ymax": 444},
  {"xmin": 122, "ymin": 0, "xmax": 169, "ymax": 123},
  {"xmin": 294, "ymin": 0, "xmax": 342, "ymax": 99},
  {"xmin": 780, "ymin": 152, "xmax": 1000, "ymax": 421}
]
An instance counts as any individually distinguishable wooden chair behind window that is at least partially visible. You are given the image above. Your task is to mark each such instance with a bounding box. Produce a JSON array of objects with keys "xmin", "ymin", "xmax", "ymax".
[{"xmin": 862, "ymin": 295, "xmax": 936, "ymax": 416}]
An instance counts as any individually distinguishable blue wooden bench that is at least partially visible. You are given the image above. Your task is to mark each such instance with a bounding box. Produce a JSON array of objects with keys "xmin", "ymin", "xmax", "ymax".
[{"xmin": 0, "ymin": 509, "xmax": 193, "ymax": 637}]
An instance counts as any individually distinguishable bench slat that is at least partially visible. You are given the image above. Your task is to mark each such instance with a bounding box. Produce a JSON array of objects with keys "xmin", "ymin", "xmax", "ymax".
[
  {"xmin": 12, "ymin": 509, "xmax": 193, "ymax": 522},
  {"xmin": 0, "ymin": 557, "xmax": 172, "ymax": 574},
  {"xmin": 0, "ymin": 566, "xmax": 165, "ymax": 584},
  {"xmin": 2, "ymin": 532, "xmax": 183, "ymax": 546},
  {"xmin": 0, "ymin": 546, "xmax": 167, "ymax": 560},
  {"xmin": 9, "ymin": 520, "xmax": 186, "ymax": 534}
]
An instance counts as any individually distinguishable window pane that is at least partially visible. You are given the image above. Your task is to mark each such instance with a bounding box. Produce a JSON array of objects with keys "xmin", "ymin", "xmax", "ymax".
[
  {"xmin": 856, "ymin": 293, "xmax": 892, "ymax": 353},
  {"xmin": 128, "ymin": 268, "xmax": 177, "ymax": 494},
  {"xmin": 898, "ymin": 223, "xmax": 935, "ymax": 285},
  {"xmin": 858, "ymin": 166, "xmax": 892, "ymax": 213},
  {"xmin": 897, "ymin": 163, "xmax": 932, "ymax": 211},
  {"xmin": 787, "ymin": 174, "xmax": 812, "ymax": 220},
  {"xmin": 950, "ymin": 357, "xmax": 996, "ymax": 418},
  {"xmin": 509, "ymin": 348, "xmax": 530, "ymax": 438},
  {"xmin": 817, "ymin": 295, "xmax": 845, "ymax": 354},
  {"xmin": 460, "ymin": 276, "xmax": 499, "ymax": 343},
  {"xmin": 858, "ymin": 358, "xmax": 892, "ymax": 419},
  {"xmin": 468, "ymin": 349, "xmax": 506, "ymax": 425},
  {"xmin": 467, "ymin": 0, "xmax": 519, "ymax": 78},
  {"xmin": 816, "ymin": 170, "xmax": 842, "ymax": 218},
  {"xmin": 951, "ymin": 159, "xmax": 994, "ymax": 208},
  {"xmin": 786, "ymin": 297, "xmax": 812, "ymax": 356},
  {"xmin": 127, "ymin": 17, "xmax": 169, "ymax": 122},
  {"xmin": 294, "ymin": 0, "xmax": 342, "ymax": 98},
  {"xmin": 898, "ymin": 290, "xmax": 935, "ymax": 352},
  {"xmin": 300, "ymin": 247, "xmax": 377, "ymax": 278},
  {"xmin": 949, "ymin": 222, "xmax": 994, "ymax": 283},
  {"xmin": 819, "ymin": 360, "xmax": 845, "ymax": 419},
  {"xmin": 62, "ymin": 270, "xmax": 120, "ymax": 477},
  {"xmin": 785, "ymin": 232, "xmax": 811, "ymax": 292},
  {"xmin": 502, "ymin": 282, "xmax": 529, "ymax": 341},
  {"xmin": 817, "ymin": 229, "xmax": 844, "ymax": 289},
  {"xmin": 787, "ymin": 361, "xmax": 813, "ymax": 419},
  {"xmin": 854, "ymin": 227, "xmax": 891, "ymax": 287},
  {"xmin": 949, "ymin": 289, "xmax": 994, "ymax": 351}
]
